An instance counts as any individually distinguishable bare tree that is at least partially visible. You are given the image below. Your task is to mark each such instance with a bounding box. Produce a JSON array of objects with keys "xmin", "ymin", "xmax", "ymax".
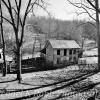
[
  {"xmin": 95, "ymin": 0, "xmax": 100, "ymax": 70},
  {"xmin": 67, "ymin": 0, "xmax": 100, "ymax": 70},
  {"xmin": 0, "ymin": 0, "xmax": 46, "ymax": 83},
  {"xmin": 0, "ymin": 0, "xmax": 7, "ymax": 76}
]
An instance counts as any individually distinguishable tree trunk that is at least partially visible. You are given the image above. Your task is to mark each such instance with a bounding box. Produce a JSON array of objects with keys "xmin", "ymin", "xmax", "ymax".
[
  {"xmin": 81, "ymin": 37, "xmax": 85, "ymax": 57},
  {"xmin": 16, "ymin": 46, "xmax": 22, "ymax": 83},
  {"xmin": 95, "ymin": 0, "xmax": 100, "ymax": 71},
  {"xmin": 2, "ymin": 46, "xmax": 7, "ymax": 76},
  {"xmin": 1, "ymin": 19, "xmax": 7, "ymax": 77},
  {"xmin": 0, "ymin": 2, "xmax": 7, "ymax": 76}
]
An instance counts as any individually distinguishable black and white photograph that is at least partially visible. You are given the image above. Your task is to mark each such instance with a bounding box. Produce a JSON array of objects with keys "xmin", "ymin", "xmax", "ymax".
[{"xmin": 0, "ymin": 0, "xmax": 100, "ymax": 100}]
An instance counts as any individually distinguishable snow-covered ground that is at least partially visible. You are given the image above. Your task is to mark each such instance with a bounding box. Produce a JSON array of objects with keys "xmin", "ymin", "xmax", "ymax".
[
  {"xmin": 0, "ymin": 65, "xmax": 100, "ymax": 100},
  {"xmin": 83, "ymin": 48, "xmax": 98, "ymax": 57},
  {"xmin": 79, "ymin": 57, "xmax": 98, "ymax": 64},
  {"xmin": 0, "ymin": 46, "xmax": 100, "ymax": 99},
  {"xmin": 0, "ymin": 68, "xmax": 100, "ymax": 99},
  {"xmin": 79, "ymin": 48, "xmax": 98, "ymax": 64},
  {"xmin": 0, "ymin": 65, "xmax": 79, "ymax": 88},
  {"xmin": 0, "ymin": 65, "xmax": 87, "ymax": 99}
]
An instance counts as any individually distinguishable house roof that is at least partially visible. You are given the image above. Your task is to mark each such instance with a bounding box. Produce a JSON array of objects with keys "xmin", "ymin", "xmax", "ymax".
[{"xmin": 48, "ymin": 40, "xmax": 80, "ymax": 49}]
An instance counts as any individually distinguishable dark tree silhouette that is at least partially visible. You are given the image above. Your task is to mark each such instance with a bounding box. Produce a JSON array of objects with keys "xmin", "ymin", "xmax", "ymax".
[
  {"xmin": 67, "ymin": 0, "xmax": 100, "ymax": 70},
  {"xmin": 0, "ymin": 0, "xmax": 46, "ymax": 83},
  {"xmin": 0, "ymin": 1, "xmax": 7, "ymax": 76}
]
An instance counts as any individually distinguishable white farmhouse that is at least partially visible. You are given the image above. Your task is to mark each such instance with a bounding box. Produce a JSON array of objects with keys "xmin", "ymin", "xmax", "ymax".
[{"xmin": 42, "ymin": 40, "xmax": 80, "ymax": 65}]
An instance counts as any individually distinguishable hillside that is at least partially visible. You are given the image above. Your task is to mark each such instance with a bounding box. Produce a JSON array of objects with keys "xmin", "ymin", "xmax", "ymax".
[{"xmin": 2, "ymin": 17, "xmax": 97, "ymax": 56}]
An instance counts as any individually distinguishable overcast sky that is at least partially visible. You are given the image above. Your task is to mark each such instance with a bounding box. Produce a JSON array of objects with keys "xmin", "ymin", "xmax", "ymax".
[
  {"xmin": 28, "ymin": 0, "xmax": 90, "ymax": 21},
  {"xmin": 2, "ymin": 0, "xmax": 91, "ymax": 21},
  {"xmin": 36, "ymin": 0, "xmax": 77, "ymax": 20}
]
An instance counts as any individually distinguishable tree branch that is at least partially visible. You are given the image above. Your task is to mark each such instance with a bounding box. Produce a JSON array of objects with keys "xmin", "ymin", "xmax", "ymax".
[
  {"xmin": 7, "ymin": 0, "xmax": 19, "ymax": 44},
  {"xmin": 81, "ymin": 2, "xmax": 95, "ymax": 11},
  {"xmin": 0, "ymin": 15, "xmax": 13, "ymax": 25},
  {"xmin": 82, "ymin": 6, "xmax": 96, "ymax": 21},
  {"xmin": 67, "ymin": 0, "xmax": 96, "ymax": 21},
  {"xmin": 14, "ymin": 0, "xmax": 19, "ymax": 11},
  {"xmin": 67, "ymin": 0, "xmax": 82, "ymax": 9},
  {"xmin": 87, "ymin": 0, "xmax": 100, "ymax": 13},
  {"xmin": 34, "ymin": 2, "xmax": 50, "ymax": 15},
  {"xmin": 16, "ymin": 0, "xmax": 21, "ymax": 34},
  {"xmin": 26, "ymin": 0, "xmax": 38, "ymax": 15},
  {"xmin": 11, "ymin": 7, "xmax": 23, "ymax": 27},
  {"xmin": 19, "ymin": 0, "xmax": 32, "ymax": 46},
  {"xmin": 1, "ymin": 0, "xmax": 9, "ymax": 9},
  {"xmin": 7, "ymin": 0, "xmax": 16, "ymax": 29},
  {"xmin": 12, "ymin": 7, "xmax": 18, "ymax": 15},
  {"xmin": 76, "ymin": 21, "xmax": 96, "ymax": 28}
]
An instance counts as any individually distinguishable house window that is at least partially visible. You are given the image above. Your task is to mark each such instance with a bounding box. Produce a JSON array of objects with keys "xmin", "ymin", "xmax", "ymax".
[
  {"xmin": 69, "ymin": 56, "xmax": 72, "ymax": 62},
  {"xmin": 57, "ymin": 58, "xmax": 61, "ymax": 64},
  {"xmin": 77, "ymin": 49, "xmax": 79, "ymax": 53},
  {"xmin": 64, "ymin": 49, "xmax": 67, "ymax": 56},
  {"xmin": 57, "ymin": 50, "xmax": 60, "ymax": 55},
  {"xmin": 0, "ymin": 54, "xmax": 1, "ymax": 59},
  {"xmin": 73, "ymin": 57, "xmax": 77, "ymax": 62},
  {"xmin": 69, "ymin": 49, "xmax": 72, "ymax": 55},
  {"xmin": 73, "ymin": 50, "xmax": 76, "ymax": 54}
]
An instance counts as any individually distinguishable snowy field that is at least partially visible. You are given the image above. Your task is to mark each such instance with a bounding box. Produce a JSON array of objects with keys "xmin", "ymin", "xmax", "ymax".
[
  {"xmin": 0, "ymin": 45, "xmax": 100, "ymax": 99},
  {"xmin": 79, "ymin": 48, "xmax": 98, "ymax": 64},
  {"xmin": 0, "ymin": 64, "xmax": 99, "ymax": 100},
  {"xmin": 0, "ymin": 65, "xmax": 90, "ymax": 100},
  {"xmin": 83, "ymin": 48, "xmax": 97, "ymax": 57}
]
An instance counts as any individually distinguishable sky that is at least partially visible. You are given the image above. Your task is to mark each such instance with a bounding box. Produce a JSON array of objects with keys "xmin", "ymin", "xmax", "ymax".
[
  {"xmin": 29, "ymin": 0, "xmax": 90, "ymax": 21},
  {"xmin": 2, "ymin": 0, "xmax": 91, "ymax": 21},
  {"xmin": 43, "ymin": 0, "xmax": 79, "ymax": 20}
]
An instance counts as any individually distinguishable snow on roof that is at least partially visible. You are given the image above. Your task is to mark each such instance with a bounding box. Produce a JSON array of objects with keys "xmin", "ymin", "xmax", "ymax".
[{"xmin": 48, "ymin": 40, "xmax": 80, "ymax": 49}]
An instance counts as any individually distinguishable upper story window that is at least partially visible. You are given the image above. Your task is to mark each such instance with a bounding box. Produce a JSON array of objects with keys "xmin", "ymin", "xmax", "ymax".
[
  {"xmin": 69, "ymin": 49, "xmax": 72, "ymax": 55},
  {"xmin": 73, "ymin": 49, "xmax": 76, "ymax": 54},
  {"xmin": 64, "ymin": 49, "xmax": 67, "ymax": 56},
  {"xmin": 57, "ymin": 49, "xmax": 60, "ymax": 55},
  {"xmin": 0, "ymin": 54, "xmax": 1, "ymax": 59}
]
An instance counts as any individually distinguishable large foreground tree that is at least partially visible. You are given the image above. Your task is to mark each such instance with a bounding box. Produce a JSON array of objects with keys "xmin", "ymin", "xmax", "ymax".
[
  {"xmin": 0, "ymin": 0, "xmax": 46, "ymax": 83},
  {"xmin": 0, "ymin": 0, "xmax": 7, "ymax": 76}
]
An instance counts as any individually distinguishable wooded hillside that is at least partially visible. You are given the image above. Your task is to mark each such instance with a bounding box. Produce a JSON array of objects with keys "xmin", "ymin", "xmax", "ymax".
[{"xmin": 2, "ymin": 16, "xmax": 97, "ymax": 55}]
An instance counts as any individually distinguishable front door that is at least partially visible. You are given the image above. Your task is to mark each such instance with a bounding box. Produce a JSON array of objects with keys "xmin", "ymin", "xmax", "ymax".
[{"xmin": 57, "ymin": 58, "xmax": 61, "ymax": 64}]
